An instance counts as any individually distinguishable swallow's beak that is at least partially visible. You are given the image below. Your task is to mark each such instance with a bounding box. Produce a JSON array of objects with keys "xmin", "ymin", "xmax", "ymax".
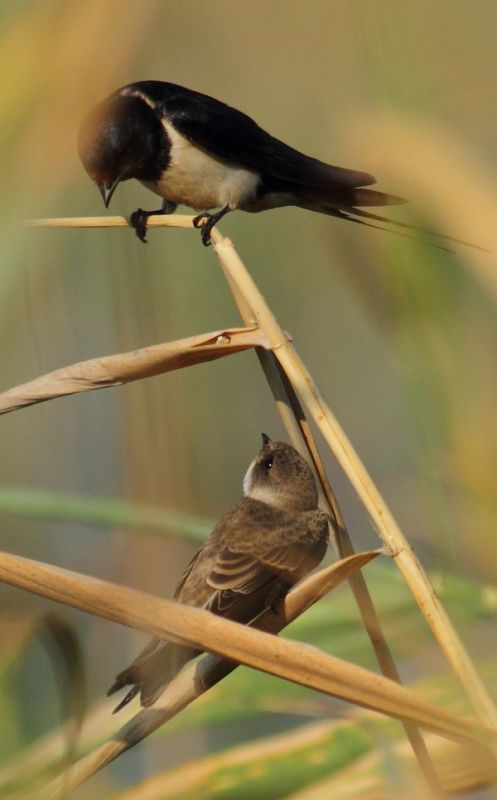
[
  {"xmin": 261, "ymin": 433, "xmax": 271, "ymax": 447},
  {"xmin": 97, "ymin": 176, "xmax": 121, "ymax": 208}
]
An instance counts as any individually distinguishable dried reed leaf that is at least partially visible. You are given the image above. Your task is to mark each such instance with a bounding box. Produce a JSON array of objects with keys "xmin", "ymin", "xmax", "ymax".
[{"xmin": 0, "ymin": 326, "xmax": 265, "ymax": 414}]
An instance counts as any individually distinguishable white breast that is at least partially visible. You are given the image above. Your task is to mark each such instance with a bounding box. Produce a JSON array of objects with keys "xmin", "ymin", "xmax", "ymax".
[{"xmin": 145, "ymin": 119, "xmax": 260, "ymax": 211}]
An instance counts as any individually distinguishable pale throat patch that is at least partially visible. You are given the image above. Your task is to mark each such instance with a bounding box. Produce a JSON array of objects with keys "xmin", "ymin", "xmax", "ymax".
[
  {"xmin": 242, "ymin": 460, "xmax": 256, "ymax": 497},
  {"xmin": 243, "ymin": 460, "xmax": 279, "ymax": 507}
]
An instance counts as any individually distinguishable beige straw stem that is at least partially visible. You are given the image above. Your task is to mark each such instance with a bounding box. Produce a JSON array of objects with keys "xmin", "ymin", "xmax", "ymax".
[
  {"xmin": 212, "ymin": 231, "xmax": 497, "ymax": 733},
  {"xmin": 212, "ymin": 235, "xmax": 446, "ymax": 796}
]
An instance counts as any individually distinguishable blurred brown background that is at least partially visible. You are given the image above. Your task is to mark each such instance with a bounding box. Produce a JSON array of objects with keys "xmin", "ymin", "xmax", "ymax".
[{"xmin": 0, "ymin": 1, "xmax": 496, "ymax": 796}]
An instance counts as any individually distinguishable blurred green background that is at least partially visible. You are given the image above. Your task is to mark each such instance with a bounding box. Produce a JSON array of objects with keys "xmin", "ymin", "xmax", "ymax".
[{"xmin": 0, "ymin": 1, "xmax": 496, "ymax": 797}]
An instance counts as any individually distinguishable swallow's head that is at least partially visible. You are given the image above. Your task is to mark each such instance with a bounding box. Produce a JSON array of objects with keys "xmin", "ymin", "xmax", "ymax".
[
  {"xmin": 77, "ymin": 92, "xmax": 168, "ymax": 207},
  {"xmin": 243, "ymin": 436, "xmax": 318, "ymax": 512}
]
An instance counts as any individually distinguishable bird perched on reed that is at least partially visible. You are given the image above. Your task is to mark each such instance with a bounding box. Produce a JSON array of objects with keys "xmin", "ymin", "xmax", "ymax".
[
  {"xmin": 108, "ymin": 435, "xmax": 329, "ymax": 711},
  {"xmin": 78, "ymin": 80, "xmax": 404, "ymax": 245}
]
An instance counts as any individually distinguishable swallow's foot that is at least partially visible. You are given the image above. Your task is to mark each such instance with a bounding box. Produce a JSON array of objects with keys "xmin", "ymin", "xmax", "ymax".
[
  {"xmin": 192, "ymin": 206, "xmax": 231, "ymax": 246},
  {"xmin": 192, "ymin": 213, "xmax": 215, "ymax": 246},
  {"xmin": 130, "ymin": 200, "xmax": 178, "ymax": 243},
  {"xmin": 130, "ymin": 208, "xmax": 150, "ymax": 243}
]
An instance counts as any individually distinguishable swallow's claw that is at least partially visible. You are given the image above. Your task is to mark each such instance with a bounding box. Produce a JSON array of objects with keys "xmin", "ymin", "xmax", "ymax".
[
  {"xmin": 192, "ymin": 213, "xmax": 214, "ymax": 246},
  {"xmin": 193, "ymin": 206, "xmax": 230, "ymax": 246},
  {"xmin": 130, "ymin": 208, "xmax": 149, "ymax": 243}
]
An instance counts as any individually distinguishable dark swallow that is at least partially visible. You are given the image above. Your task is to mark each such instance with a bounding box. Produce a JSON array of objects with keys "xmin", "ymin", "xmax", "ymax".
[
  {"xmin": 77, "ymin": 80, "xmax": 406, "ymax": 245},
  {"xmin": 108, "ymin": 435, "xmax": 329, "ymax": 711}
]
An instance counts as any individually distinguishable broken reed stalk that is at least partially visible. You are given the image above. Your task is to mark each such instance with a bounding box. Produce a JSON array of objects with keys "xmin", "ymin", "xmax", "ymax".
[
  {"xmin": 0, "ymin": 326, "xmax": 265, "ymax": 414},
  {"xmin": 210, "ymin": 229, "xmax": 497, "ymax": 733}
]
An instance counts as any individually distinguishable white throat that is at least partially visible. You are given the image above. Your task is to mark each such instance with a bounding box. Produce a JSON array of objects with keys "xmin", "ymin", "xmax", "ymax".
[{"xmin": 243, "ymin": 460, "xmax": 280, "ymax": 507}]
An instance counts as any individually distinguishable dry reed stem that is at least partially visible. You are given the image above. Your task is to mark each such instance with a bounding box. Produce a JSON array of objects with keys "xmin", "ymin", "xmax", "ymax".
[
  {"xmin": 256, "ymin": 360, "xmax": 445, "ymax": 797},
  {"xmin": 21, "ymin": 215, "xmax": 496, "ymax": 790},
  {"xmin": 213, "ymin": 250, "xmax": 444, "ymax": 793},
  {"xmin": 26, "ymin": 214, "xmax": 196, "ymax": 232},
  {"xmin": 0, "ymin": 548, "xmax": 488, "ymax": 750},
  {"xmin": 5, "ymin": 552, "xmax": 491, "ymax": 800},
  {"xmin": 0, "ymin": 326, "xmax": 265, "ymax": 414},
  {"xmin": 211, "ymin": 234, "xmax": 497, "ymax": 733},
  {"xmin": 21, "ymin": 551, "xmax": 379, "ymax": 797}
]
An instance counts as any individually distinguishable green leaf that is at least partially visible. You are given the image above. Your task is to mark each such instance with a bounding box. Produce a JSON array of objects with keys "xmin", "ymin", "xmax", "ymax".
[{"xmin": 0, "ymin": 486, "xmax": 210, "ymax": 543}]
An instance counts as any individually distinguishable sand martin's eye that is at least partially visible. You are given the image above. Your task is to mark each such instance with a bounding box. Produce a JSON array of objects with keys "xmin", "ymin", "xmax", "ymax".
[{"xmin": 262, "ymin": 455, "xmax": 273, "ymax": 471}]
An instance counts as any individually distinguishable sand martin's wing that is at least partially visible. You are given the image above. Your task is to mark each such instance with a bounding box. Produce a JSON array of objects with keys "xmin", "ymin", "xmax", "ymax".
[{"xmin": 202, "ymin": 500, "xmax": 329, "ymax": 619}]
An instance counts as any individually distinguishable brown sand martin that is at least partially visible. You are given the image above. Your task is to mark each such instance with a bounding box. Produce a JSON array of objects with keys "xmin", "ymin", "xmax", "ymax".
[
  {"xmin": 108, "ymin": 434, "xmax": 329, "ymax": 711},
  {"xmin": 77, "ymin": 80, "xmax": 405, "ymax": 245}
]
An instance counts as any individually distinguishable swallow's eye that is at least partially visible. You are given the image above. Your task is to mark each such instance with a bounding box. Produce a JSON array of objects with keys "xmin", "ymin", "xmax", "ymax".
[{"xmin": 262, "ymin": 455, "xmax": 273, "ymax": 471}]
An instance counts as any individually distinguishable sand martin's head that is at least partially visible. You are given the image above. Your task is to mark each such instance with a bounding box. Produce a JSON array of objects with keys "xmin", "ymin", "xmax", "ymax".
[{"xmin": 243, "ymin": 434, "xmax": 319, "ymax": 512}]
